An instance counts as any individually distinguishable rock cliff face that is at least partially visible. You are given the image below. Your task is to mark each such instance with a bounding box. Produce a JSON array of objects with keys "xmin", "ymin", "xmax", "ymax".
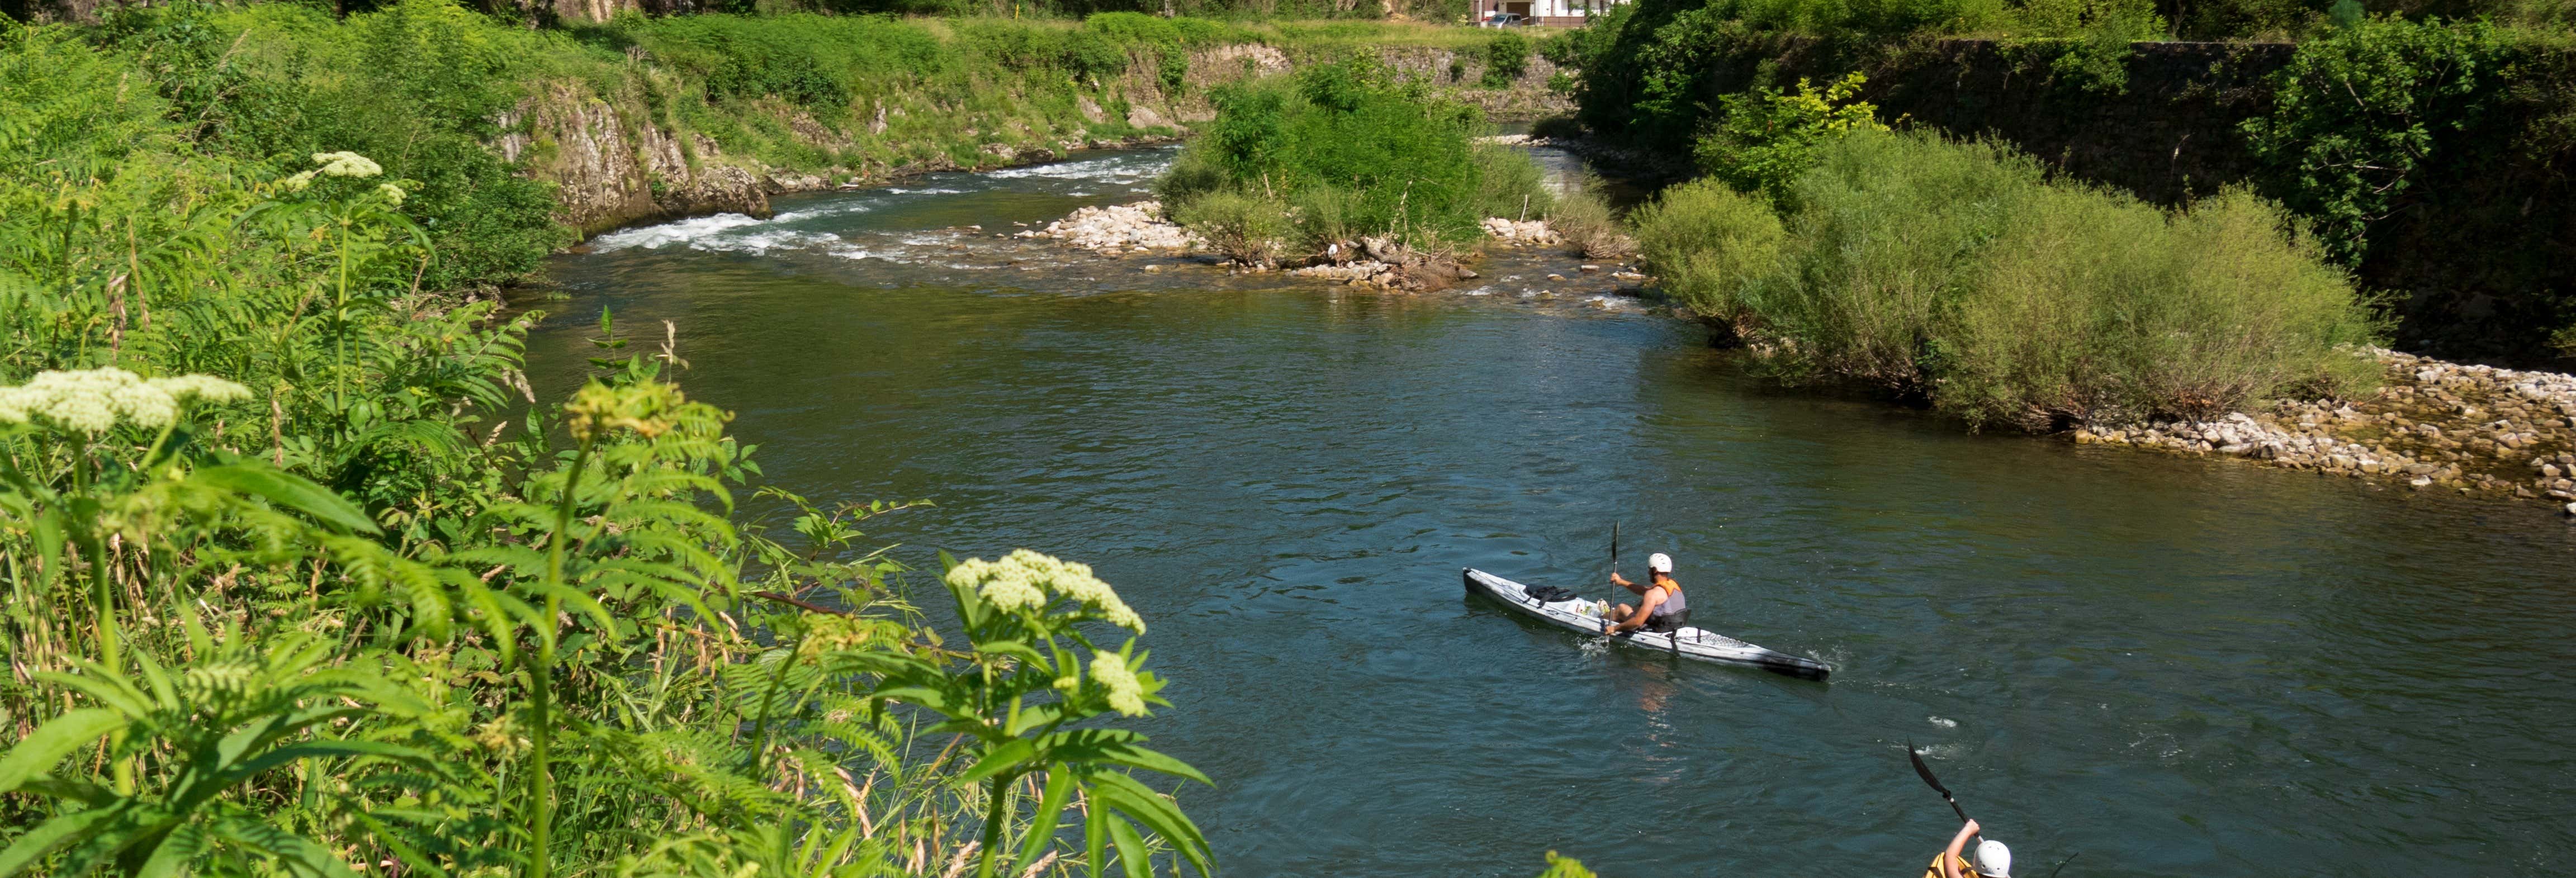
[{"xmin": 496, "ymin": 83, "xmax": 779, "ymax": 236}]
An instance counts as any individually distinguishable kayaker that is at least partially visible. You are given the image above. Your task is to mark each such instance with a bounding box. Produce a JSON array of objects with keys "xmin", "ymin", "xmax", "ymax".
[
  {"xmin": 1925, "ymin": 819, "xmax": 2012, "ymax": 878},
  {"xmin": 1604, "ymin": 553, "xmax": 1688, "ymax": 634}
]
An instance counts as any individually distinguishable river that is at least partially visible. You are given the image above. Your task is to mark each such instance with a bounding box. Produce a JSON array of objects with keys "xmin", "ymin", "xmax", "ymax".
[{"xmin": 531, "ymin": 148, "xmax": 2576, "ymax": 877}]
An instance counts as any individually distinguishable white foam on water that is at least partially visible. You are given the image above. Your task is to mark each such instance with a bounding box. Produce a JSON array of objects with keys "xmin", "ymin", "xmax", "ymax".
[
  {"xmin": 1929, "ymin": 716, "xmax": 1959, "ymax": 729},
  {"xmin": 987, "ymin": 154, "xmax": 1169, "ymax": 184},
  {"xmin": 772, "ymin": 203, "xmax": 873, "ymax": 222},
  {"xmin": 589, "ymin": 213, "xmax": 765, "ymax": 251},
  {"xmin": 723, "ymin": 229, "xmax": 841, "ymax": 255}
]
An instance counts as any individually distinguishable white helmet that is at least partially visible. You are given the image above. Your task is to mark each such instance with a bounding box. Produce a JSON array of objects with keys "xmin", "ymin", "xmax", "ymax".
[
  {"xmin": 1647, "ymin": 553, "xmax": 1673, "ymax": 573},
  {"xmin": 1974, "ymin": 839, "xmax": 2012, "ymax": 878}
]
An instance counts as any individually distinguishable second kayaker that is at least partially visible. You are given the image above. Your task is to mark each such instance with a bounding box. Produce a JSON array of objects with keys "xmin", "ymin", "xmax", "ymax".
[
  {"xmin": 1925, "ymin": 819, "xmax": 2012, "ymax": 878},
  {"xmin": 1605, "ymin": 553, "xmax": 1689, "ymax": 634}
]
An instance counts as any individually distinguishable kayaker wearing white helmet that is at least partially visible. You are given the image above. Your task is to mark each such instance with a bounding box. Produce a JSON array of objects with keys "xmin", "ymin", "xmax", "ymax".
[
  {"xmin": 1925, "ymin": 819, "xmax": 2012, "ymax": 878},
  {"xmin": 1604, "ymin": 552, "xmax": 1689, "ymax": 635}
]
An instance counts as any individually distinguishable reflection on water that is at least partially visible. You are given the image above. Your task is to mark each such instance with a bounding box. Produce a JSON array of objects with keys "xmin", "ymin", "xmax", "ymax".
[{"xmin": 535, "ymin": 150, "xmax": 2576, "ymax": 877}]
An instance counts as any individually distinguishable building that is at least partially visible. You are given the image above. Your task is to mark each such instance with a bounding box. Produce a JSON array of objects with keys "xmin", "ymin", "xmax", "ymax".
[{"xmin": 1478, "ymin": 0, "xmax": 1622, "ymax": 27}]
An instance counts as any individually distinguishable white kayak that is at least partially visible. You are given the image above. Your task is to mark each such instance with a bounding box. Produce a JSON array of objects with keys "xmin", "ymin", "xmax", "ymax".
[{"xmin": 1463, "ymin": 568, "xmax": 1832, "ymax": 680}]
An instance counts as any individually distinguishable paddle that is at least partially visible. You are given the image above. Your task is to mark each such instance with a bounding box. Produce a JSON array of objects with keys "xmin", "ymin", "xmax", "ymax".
[
  {"xmin": 1602, "ymin": 521, "xmax": 1619, "ymax": 637},
  {"xmin": 1907, "ymin": 739, "xmax": 1972, "ymax": 824}
]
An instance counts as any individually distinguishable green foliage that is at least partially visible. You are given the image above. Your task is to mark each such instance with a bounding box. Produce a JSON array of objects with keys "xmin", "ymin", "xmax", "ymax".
[
  {"xmin": 841, "ymin": 552, "xmax": 1214, "ymax": 878},
  {"xmin": 1159, "ymin": 58, "xmax": 1549, "ymax": 254},
  {"xmin": 1640, "ymin": 130, "xmax": 2383, "ymax": 426},
  {"xmin": 1545, "ymin": 173, "xmax": 1636, "ymax": 259},
  {"xmin": 2243, "ymin": 15, "xmax": 2511, "ymax": 264},
  {"xmin": 1173, "ymin": 189, "xmax": 1296, "ymax": 265},
  {"xmin": 100, "ymin": 0, "xmax": 573, "ymax": 292},
  {"xmin": 1633, "ymin": 177, "xmax": 1786, "ymax": 318},
  {"xmin": 1694, "ymin": 72, "xmax": 1887, "ymax": 202},
  {"xmin": 1483, "ymin": 32, "xmax": 1531, "ymax": 87},
  {"xmin": 2001, "ymin": 0, "xmax": 2166, "ymax": 93},
  {"xmin": 0, "ymin": 17, "xmax": 1211, "ymax": 876}
]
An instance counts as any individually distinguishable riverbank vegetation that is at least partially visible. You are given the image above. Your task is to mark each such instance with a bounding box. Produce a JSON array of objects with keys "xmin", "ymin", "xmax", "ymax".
[
  {"xmin": 1157, "ymin": 56, "xmax": 1552, "ymax": 264},
  {"xmin": 7, "ymin": 0, "xmax": 1556, "ymax": 299},
  {"xmin": 1542, "ymin": 0, "xmax": 2576, "ymax": 366},
  {"xmin": 1633, "ymin": 106, "xmax": 2379, "ymax": 427},
  {"xmin": 2, "ymin": 11, "xmax": 1225, "ymax": 877}
]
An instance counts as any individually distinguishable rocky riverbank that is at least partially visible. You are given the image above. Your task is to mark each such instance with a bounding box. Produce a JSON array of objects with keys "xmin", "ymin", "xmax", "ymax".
[{"xmin": 2074, "ymin": 349, "xmax": 2576, "ymax": 510}]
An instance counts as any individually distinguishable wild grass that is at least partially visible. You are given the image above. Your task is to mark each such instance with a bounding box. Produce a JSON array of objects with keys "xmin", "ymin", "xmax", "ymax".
[{"xmin": 1636, "ymin": 129, "xmax": 2381, "ymax": 428}]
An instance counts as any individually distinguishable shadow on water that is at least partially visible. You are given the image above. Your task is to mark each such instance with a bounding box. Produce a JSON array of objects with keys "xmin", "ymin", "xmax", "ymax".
[{"xmin": 532, "ymin": 147, "xmax": 2576, "ymax": 878}]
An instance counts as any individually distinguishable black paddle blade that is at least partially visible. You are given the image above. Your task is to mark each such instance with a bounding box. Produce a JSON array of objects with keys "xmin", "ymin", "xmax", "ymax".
[
  {"xmin": 1907, "ymin": 739, "xmax": 1971, "ymax": 822},
  {"xmin": 1906, "ymin": 739, "xmax": 1950, "ymax": 797}
]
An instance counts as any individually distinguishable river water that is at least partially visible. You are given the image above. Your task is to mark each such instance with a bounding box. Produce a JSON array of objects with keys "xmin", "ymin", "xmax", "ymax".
[{"xmin": 533, "ymin": 149, "xmax": 2576, "ymax": 877}]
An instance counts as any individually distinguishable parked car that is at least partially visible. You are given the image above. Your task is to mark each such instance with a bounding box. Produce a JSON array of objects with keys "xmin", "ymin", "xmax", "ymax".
[{"xmin": 1480, "ymin": 12, "xmax": 1529, "ymax": 26}]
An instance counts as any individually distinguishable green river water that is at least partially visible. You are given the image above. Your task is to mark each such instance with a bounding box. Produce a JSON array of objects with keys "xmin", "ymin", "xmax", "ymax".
[{"xmin": 531, "ymin": 148, "xmax": 2576, "ymax": 877}]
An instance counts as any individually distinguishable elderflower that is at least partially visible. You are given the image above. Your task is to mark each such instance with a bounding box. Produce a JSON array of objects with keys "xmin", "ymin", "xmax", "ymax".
[
  {"xmin": 0, "ymin": 368, "xmax": 250, "ymax": 434},
  {"xmin": 562, "ymin": 381, "xmax": 686, "ymax": 442},
  {"xmin": 941, "ymin": 549, "xmax": 1145, "ymax": 632},
  {"xmin": 1089, "ymin": 650, "xmax": 1147, "ymax": 717},
  {"xmin": 312, "ymin": 150, "xmax": 383, "ymax": 178}
]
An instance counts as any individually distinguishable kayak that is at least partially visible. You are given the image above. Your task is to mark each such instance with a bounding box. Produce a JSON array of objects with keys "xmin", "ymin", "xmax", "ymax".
[{"xmin": 1462, "ymin": 568, "xmax": 1832, "ymax": 680}]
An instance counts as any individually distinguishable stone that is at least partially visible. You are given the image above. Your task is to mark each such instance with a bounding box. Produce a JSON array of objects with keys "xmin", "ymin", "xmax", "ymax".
[
  {"xmin": 1125, "ymin": 105, "xmax": 1169, "ymax": 130},
  {"xmin": 2566, "ymin": 501, "xmax": 2576, "ymax": 516},
  {"xmin": 1579, "ymin": 264, "xmax": 1600, "ymax": 273}
]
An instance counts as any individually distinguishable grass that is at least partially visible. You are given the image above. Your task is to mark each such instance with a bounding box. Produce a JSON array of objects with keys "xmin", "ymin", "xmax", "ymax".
[{"xmin": 1636, "ymin": 129, "xmax": 2383, "ymax": 428}]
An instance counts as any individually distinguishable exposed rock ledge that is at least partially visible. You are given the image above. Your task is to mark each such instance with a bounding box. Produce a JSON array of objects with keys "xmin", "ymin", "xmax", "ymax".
[{"xmin": 2073, "ymin": 349, "xmax": 2576, "ymax": 509}]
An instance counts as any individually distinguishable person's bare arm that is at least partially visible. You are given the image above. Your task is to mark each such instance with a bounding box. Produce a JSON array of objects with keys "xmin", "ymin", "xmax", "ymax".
[
  {"xmin": 1608, "ymin": 588, "xmax": 1665, "ymax": 634},
  {"xmin": 1940, "ymin": 819, "xmax": 1981, "ymax": 878}
]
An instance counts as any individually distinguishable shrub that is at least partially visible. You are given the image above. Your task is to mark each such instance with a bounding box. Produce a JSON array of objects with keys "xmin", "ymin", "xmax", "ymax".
[
  {"xmin": 1546, "ymin": 173, "xmax": 1637, "ymax": 259},
  {"xmin": 1695, "ymin": 71, "xmax": 1886, "ymax": 202},
  {"xmin": 1645, "ymin": 129, "xmax": 2382, "ymax": 426},
  {"xmin": 1483, "ymin": 32, "xmax": 1531, "ymax": 87},
  {"xmin": 1173, "ymin": 189, "xmax": 1293, "ymax": 265},
  {"xmin": 2243, "ymin": 16, "xmax": 2511, "ymax": 265},
  {"xmin": 1632, "ymin": 178, "xmax": 1786, "ymax": 327},
  {"xmin": 1159, "ymin": 57, "xmax": 1549, "ymax": 252}
]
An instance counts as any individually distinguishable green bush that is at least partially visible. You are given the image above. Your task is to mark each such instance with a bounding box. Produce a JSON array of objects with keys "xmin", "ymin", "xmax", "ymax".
[
  {"xmin": 1161, "ymin": 57, "xmax": 1550, "ymax": 253},
  {"xmin": 1173, "ymin": 189, "xmax": 1295, "ymax": 264},
  {"xmin": 1634, "ymin": 178, "xmax": 1788, "ymax": 328},
  {"xmin": 2243, "ymin": 15, "xmax": 2511, "ymax": 265},
  {"xmin": 1694, "ymin": 71, "xmax": 1886, "ymax": 202},
  {"xmin": 1483, "ymin": 31, "xmax": 1531, "ymax": 87},
  {"xmin": 1639, "ymin": 130, "xmax": 2382, "ymax": 426}
]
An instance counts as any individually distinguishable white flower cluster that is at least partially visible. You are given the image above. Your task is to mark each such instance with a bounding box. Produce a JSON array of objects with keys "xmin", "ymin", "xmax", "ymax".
[
  {"xmin": 377, "ymin": 183, "xmax": 406, "ymax": 206},
  {"xmin": 1089, "ymin": 649, "xmax": 1147, "ymax": 716},
  {"xmin": 0, "ymin": 368, "xmax": 251, "ymax": 434},
  {"xmin": 314, "ymin": 151, "xmax": 383, "ymax": 178},
  {"xmin": 943, "ymin": 549, "xmax": 1145, "ymax": 633},
  {"xmin": 280, "ymin": 150, "xmax": 385, "ymax": 192}
]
